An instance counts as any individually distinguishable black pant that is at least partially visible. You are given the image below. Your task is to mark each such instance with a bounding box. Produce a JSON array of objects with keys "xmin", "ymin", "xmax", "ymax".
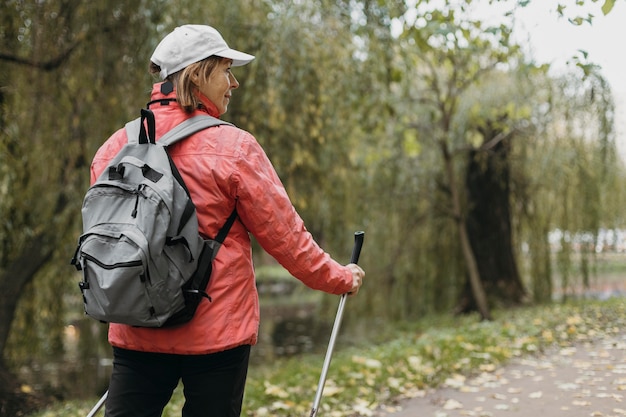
[{"xmin": 104, "ymin": 345, "xmax": 251, "ymax": 417}]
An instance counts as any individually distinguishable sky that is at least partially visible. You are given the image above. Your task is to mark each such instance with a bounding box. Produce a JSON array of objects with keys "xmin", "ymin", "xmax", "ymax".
[
  {"xmin": 501, "ymin": 0, "xmax": 626, "ymax": 155},
  {"xmin": 511, "ymin": 1, "xmax": 625, "ymax": 94},
  {"xmin": 393, "ymin": 0, "xmax": 626, "ymax": 154}
]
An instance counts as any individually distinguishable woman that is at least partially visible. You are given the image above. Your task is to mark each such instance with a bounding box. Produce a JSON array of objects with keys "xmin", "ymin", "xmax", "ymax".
[{"xmin": 91, "ymin": 24, "xmax": 365, "ymax": 417}]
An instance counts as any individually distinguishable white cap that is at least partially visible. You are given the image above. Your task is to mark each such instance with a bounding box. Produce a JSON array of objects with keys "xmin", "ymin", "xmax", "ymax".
[{"xmin": 150, "ymin": 25, "xmax": 255, "ymax": 79}]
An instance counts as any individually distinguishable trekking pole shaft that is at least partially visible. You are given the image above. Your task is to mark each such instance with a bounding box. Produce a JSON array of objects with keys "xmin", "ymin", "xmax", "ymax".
[
  {"xmin": 309, "ymin": 231, "xmax": 364, "ymax": 417},
  {"xmin": 309, "ymin": 295, "xmax": 347, "ymax": 417},
  {"xmin": 86, "ymin": 390, "xmax": 108, "ymax": 417}
]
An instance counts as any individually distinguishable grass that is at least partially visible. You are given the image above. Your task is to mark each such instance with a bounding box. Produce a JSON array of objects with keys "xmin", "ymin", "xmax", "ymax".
[{"xmin": 28, "ymin": 297, "xmax": 626, "ymax": 416}]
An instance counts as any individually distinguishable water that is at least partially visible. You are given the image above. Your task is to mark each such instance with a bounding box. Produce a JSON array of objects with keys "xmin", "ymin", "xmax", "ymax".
[{"xmin": 18, "ymin": 300, "xmax": 329, "ymax": 400}]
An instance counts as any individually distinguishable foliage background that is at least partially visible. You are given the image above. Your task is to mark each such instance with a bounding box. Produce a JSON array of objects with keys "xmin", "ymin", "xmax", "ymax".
[{"xmin": 0, "ymin": 0, "xmax": 624, "ymax": 414}]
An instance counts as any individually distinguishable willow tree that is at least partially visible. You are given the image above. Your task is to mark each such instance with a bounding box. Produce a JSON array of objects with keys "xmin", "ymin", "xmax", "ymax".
[
  {"xmin": 209, "ymin": 1, "xmax": 411, "ymax": 327},
  {"xmin": 515, "ymin": 68, "xmax": 620, "ymax": 301},
  {"xmin": 0, "ymin": 0, "xmax": 163, "ymax": 411},
  {"xmin": 391, "ymin": 2, "xmax": 532, "ymax": 320},
  {"xmin": 453, "ymin": 68, "xmax": 540, "ymax": 310}
]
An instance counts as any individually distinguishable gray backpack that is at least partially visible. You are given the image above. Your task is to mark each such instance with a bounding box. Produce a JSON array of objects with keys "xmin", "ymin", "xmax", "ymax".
[{"xmin": 71, "ymin": 109, "xmax": 236, "ymax": 327}]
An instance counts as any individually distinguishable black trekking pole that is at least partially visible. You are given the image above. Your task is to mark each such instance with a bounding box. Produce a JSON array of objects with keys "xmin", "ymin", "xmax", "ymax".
[
  {"xmin": 309, "ymin": 231, "xmax": 364, "ymax": 417},
  {"xmin": 86, "ymin": 390, "xmax": 108, "ymax": 417}
]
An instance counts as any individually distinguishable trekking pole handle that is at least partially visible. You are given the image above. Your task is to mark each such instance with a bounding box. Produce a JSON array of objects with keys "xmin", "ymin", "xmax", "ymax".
[{"xmin": 350, "ymin": 231, "xmax": 365, "ymax": 264}]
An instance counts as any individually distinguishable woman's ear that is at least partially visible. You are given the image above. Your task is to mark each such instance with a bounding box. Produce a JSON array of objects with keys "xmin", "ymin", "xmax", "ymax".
[{"xmin": 190, "ymin": 69, "xmax": 202, "ymax": 85}]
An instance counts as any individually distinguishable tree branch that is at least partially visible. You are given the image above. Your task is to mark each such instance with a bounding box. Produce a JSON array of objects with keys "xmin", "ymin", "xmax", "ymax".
[{"xmin": 0, "ymin": 41, "xmax": 79, "ymax": 71}]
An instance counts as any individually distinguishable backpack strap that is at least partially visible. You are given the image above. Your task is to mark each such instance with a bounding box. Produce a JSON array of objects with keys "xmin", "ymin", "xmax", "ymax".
[
  {"xmin": 124, "ymin": 115, "xmax": 231, "ymax": 146},
  {"xmin": 161, "ymin": 116, "xmax": 233, "ymax": 235},
  {"xmin": 125, "ymin": 118, "xmax": 141, "ymax": 144},
  {"xmin": 125, "ymin": 109, "xmax": 157, "ymax": 145},
  {"xmin": 158, "ymin": 115, "xmax": 232, "ymax": 147},
  {"xmin": 124, "ymin": 113, "xmax": 236, "ymax": 238},
  {"xmin": 216, "ymin": 208, "xmax": 238, "ymax": 244},
  {"xmin": 192, "ymin": 208, "xmax": 238, "ymax": 294}
]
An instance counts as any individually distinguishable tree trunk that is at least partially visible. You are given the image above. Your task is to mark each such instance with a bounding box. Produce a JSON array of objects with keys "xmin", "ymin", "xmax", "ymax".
[
  {"xmin": 0, "ymin": 231, "xmax": 54, "ymax": 358},
  {"xmin": 0, "ymin": 232, "xmax": 54, "ymax": 416},
  {"xmin": 440, "ymin": 140, "xmax": 492, "ymax": 321},
  {"xmin": 461, "ymin": 127, "xmax": 526, "ymax": 311}
]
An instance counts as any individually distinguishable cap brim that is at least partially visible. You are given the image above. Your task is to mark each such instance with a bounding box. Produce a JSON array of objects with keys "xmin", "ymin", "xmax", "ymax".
[{"xmin": 215, "ymin": 48, "xmax": 255, "ymax": 66}]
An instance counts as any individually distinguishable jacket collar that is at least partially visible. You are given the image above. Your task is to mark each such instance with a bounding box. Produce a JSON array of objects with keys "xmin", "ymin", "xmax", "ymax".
[{"xmin": 148, "ymin": 82, "xmax": 220, "ymax": 118}]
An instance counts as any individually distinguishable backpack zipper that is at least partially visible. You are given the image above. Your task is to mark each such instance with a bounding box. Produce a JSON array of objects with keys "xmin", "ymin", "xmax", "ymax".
[
  {"xmin": 131, "ymin": 184, "xmax": 146, "ymax": 218},
  {"xmin": 82, "ymin": 252, "xmax": 143, "ymax": 270}
]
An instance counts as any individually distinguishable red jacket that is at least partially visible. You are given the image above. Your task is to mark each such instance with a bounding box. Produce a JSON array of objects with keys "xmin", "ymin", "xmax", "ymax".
[{"xmin": 90, "ymin": 83, "xmax": 353, "ymax": 354}]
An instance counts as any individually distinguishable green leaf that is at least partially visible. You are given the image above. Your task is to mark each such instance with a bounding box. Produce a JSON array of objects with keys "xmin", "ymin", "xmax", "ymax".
[
  {"xmin": 568, "ymin": 16, "xmax": 584, "ymax": 25},
  {"xmin": 602, "ymin": 0, "xmax": 615, "ymax": 15}
]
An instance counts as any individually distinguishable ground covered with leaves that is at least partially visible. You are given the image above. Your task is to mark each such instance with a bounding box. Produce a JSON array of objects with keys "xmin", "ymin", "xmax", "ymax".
[
  {"xmin": 386, "ymin": 330, "xmax": 626, "ymax": 416},
  {"xmin": 28, "ymin": 298, "xmax": 626, "ymax": 417}
]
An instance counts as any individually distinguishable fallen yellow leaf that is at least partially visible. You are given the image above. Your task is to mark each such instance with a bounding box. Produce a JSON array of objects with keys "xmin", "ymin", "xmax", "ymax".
[
  {"xmin": 443, "ymin": 398, "xmax": 463, "ymax": 410},
  {"xmin": 323, "ymin": 385, "xmax": 344, "ymax": 397},
  {"xmin": 263, "ymin": 382, "xmax": 289, "ymax": 398}
]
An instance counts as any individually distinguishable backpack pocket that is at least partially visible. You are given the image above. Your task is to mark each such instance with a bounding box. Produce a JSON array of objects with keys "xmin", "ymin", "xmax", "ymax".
[{"xmin": 77, "ymin": 228, "xmax": 165, "ymax": 327}]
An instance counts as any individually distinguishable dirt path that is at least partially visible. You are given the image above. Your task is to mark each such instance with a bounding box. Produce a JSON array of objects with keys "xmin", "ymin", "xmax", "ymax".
[{"xmin": 376, "ymin": 331, "xmax": 626, "ymax": 416}]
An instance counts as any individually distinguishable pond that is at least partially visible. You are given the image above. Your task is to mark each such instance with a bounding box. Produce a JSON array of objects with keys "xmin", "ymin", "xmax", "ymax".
[{"xmin": 17, "ymin": 275, "xmax": 333, "ymax": 401}]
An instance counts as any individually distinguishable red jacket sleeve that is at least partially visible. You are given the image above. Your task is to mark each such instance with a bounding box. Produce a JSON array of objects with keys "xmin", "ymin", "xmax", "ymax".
[{"xmin": 232, "ymin": 132, "xmax": 353, "ymax": 295}]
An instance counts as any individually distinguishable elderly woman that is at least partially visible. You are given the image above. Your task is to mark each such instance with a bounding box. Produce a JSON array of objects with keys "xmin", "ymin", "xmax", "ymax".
[{"xmin": 90, "ymin": 24, "xmax": 365, "ymax": 417}]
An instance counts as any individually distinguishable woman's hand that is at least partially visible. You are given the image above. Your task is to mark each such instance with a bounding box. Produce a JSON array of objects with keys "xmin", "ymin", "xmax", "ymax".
[{"xmin": 346, "ymin": 263, "xmax": 365, "ymax": 296}]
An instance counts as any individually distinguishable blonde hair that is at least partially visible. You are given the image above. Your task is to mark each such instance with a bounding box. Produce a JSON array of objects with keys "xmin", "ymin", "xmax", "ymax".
[{"xmin": 149, "ymin": 56, "xmax": 222, "ymax": 113}]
